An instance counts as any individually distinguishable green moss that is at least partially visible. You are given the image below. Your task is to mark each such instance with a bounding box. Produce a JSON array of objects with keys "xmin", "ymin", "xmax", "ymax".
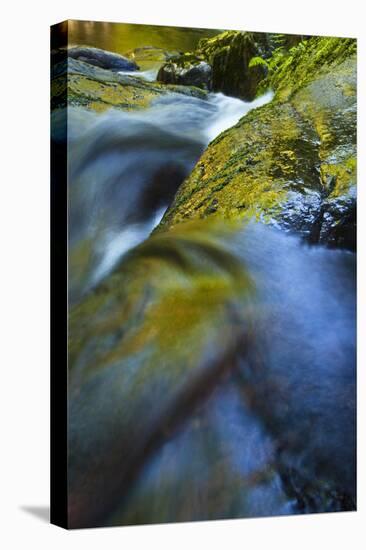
[
  {"xmin": 248, "ymin": 56, "xmax": 268, "ymax": 69},
  {"xmin": 320, "ymin": 155, "xmax": 356, "ymax": 199},
  {"xmin": 51, "ymin": 57, "xmax": 208, "ymax": 112},
  {"xmin": 259, "ymin": 36, "xmax": 356, "ymax": 100},
  {"xmin": 158, "ymin": 98, "xmax": 322, "ymax": 232},
  {"xmin": 69, "ymin": 220, "xmax": 254, "ymax": 382},
  {"xmin": 157, "ymin": 30, "xmax": 270, "ymax": 100},
  {"xmin": 158, "ymin": 42, "xmax": 356, "ymax": 241},
  {"xmin": 66, "ymin": 74, "xmax": 162, "ymax": 111}
]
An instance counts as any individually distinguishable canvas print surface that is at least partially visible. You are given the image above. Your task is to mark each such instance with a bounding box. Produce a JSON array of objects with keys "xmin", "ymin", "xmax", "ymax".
[{"xmin": 50, "ymin": 20, "xmax": 357, "ymax": 529}]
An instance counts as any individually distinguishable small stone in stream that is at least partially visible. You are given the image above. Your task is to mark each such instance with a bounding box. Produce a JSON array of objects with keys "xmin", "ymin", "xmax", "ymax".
[
  {"xmin": 157, "ymin": 59, "xmax": 212, "ymax": 90},
  {"xmin": 68, "ymin": 46, "xmax": 139, "ymax": 72}
]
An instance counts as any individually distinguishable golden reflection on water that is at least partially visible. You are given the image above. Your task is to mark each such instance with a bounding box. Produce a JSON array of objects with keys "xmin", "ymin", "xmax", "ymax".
[{"xmin": 67, "ymin": 20, "xmax": 221, "ymax": 56}]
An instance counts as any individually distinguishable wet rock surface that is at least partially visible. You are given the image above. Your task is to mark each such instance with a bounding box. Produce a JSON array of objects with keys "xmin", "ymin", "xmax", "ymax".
[
  {"xmin": 157, "ymin": 58, "xmax": 212, "ymax": 90},
  {"xmin": 51, "ymin": 31, "xmax": 357, "ymax": 528},
  {"xmin": 157, "ymin": 31, "xmax": 271, "ymax": 99},
  {"xmin": 51, "ymin": 55, "xmax": 208, "ymax": 112},
  {"xmin": 68, "ymin": 222, "xmax": 356, "ymax": 528},
  {"xmin": 159, "ymin": 38, "xmax": 356, "ymax": 251},
  {"xmin": 68, "ymin": 45, "xmax": 139, "ymax": 71}
]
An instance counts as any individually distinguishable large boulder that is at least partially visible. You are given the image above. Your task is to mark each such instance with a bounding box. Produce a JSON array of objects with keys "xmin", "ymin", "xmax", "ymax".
[
  {"xmin": 199, "ymin": 31, "xmax": 268, "ymax": 99},
  {"xmin": 158, "ymin": 37, "xmax": 357, "ymax": 251},
  {"xmin": 157, "ymin": 31, "xmax": 271, "ymax": 100},
  {"xmin": 67, "ymin": 223, "xmax": 257, "ymax": 528},
  {"xmin": 68, "ymin": 45, "xmax": 139, "ymax": 72},
  {"xmin": 68, "ymin": 219, "xmax": 356, "ymax": 527}
]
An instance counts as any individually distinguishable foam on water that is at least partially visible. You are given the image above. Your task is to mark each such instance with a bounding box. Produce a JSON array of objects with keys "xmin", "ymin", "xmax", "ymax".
[
  {"xmin": 65, "ymin": 90, "xmax": 273, "ymax": 300},
  {"xmin": 118, "ymin": 68, "xmax": 159, "ymax": 81},
  {"xmin": 205, "ymin": 90, "xmax": 274, "ymax": 142},
  {"xmin": 91, "ymin": 207, "xmax": 167, "ymax": 285}
]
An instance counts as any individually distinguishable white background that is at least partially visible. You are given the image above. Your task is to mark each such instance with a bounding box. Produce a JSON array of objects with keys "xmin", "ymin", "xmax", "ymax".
[{"xmin": 1, "ymin": 0, "xmax": 365, "ymax": 547}]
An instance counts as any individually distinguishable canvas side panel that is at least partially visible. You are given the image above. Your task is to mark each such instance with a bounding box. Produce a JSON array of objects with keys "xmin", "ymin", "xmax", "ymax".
[{"xmin": 50, "ymin": 20, "xmax": 68, "ymax": 529}]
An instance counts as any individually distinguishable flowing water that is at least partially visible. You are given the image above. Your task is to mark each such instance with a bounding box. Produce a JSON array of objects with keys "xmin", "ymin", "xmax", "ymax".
[
  {"xmin": 65, "ymin": 90, "xmax": 273, "ymax": 302},
  {"xmin": 68, "ymin": 221, "xmax": 356, "ymax": 527},
  {"xmin": 64, "ymin": 82, "xmax": 355, "ymax": 527}
]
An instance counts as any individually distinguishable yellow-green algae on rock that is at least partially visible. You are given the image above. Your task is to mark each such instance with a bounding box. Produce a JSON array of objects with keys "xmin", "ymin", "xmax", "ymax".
[
  {"xmin": 51, "ymin": 56, "xmax": 208, "ymax": 113},
  {"xmin": 159, "ymin": 36, "xmax": 356, "ymax": 249},
  {"xmin": 68, "ymin": 220, "xmax": 256, "ymax": 528},
  {"xmin": 158, "ymin": 30, "xmax": 271, "ymax": 99}
]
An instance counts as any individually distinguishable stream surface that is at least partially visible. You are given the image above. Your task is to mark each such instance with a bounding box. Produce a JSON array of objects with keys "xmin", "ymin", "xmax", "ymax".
[
  {"xmin": 66, "ymin": 89, "xmax": 273, "ymax": 301},
  {"xmin": 65, "ymin": 84, "xmax": 356, "ymax": 526},
  {"xmin": 65, "ymin": 20, "xmax": 221, "ymax": 63},
  {"xmin": 68, "ymin": 221, "xmax": 356, "ymax": 527}
]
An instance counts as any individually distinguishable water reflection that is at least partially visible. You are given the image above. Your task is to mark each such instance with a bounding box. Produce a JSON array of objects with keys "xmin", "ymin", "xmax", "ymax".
[{"xmin": 67, "ymin": 20, "xmax": 221, "ymax": 64}]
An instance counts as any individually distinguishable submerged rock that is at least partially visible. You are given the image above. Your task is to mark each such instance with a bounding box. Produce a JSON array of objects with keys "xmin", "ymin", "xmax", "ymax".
[
  {"xmin": 67, "ymin": 221, "xmax": 356, "ymax": 527},
  {"xmin": 159, "ymin": 37, "xmax": 357, "ymax": 250},
  {"xmin": 68, "ymin": 45, "xmax": 139, "ymax": 72},
  {"xmin": 68, "ymin": 221, "xmax": 256, "ymax": 527},
  {"xmin": 124, "ymin": 45, "xmax": 180, "ymax": 65}
]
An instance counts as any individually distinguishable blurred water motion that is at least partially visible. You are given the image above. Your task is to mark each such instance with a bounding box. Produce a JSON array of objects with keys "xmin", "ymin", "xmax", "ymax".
[
  {"xmin": 65, "ymin": 91, "xmax": 273, "ymax": 303},
  {"xmin": 68, "ymin": 221, "xmax": 355, "ymax": 528},
  {"xmin": 62, "ymin": 28, "xmax": 355, "ymax": 525}
]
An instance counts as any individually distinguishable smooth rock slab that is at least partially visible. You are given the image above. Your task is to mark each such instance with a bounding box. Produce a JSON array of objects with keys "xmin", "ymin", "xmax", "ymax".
[{"xmin": 68, "ymin": 46, "xmax": 139, "ymax": 72}]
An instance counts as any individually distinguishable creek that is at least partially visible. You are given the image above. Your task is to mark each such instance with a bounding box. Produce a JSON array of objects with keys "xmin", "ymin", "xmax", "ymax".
[
  {"xmin": 66, "ymin": 89, "xmax": 273, "ymax": 301},
  {"xmin": 65, "ymin": 81, "xmax": 355, "ymax": 527}
]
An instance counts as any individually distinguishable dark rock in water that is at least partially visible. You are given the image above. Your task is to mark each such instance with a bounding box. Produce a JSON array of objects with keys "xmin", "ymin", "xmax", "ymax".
[
  {"xmin": 68, "ymin": 46, "xmax": 139, "ymax": 72},
  {"xmin": 157, "ymin": 57, "xmax": 212, "ymax": 90},
  {"xmin": 200, "ymin": 31, "xmax": 268, "ymax": 100},
  {"xmin": 157, "ymin": 31, "xmax": 269, "ymax": 100},
  {"xmin": 319, "ymin": 192, "xmax": 356, "ymax": 250}
]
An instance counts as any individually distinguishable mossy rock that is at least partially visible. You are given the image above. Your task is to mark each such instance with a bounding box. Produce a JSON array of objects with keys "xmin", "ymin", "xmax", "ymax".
[
  {"xmin": 258, "ymin": 36, "xmax": 357, "ymax": 100},
  {"xmin": 51, "ymin": 56, "xmax": 208, "ymax": 112},
  {"xmin": 158, "ymin": 37, "xmax": 356, "ymax": 250},
  {"xmin": 67, "ymin": 220, "xmax": 256, "ymax": 527},
  {"xmin": 200, "ymin": 31, "xmax": 269, "ymax": 100},
  {"xmin": 157, "ymin": 57, "xmax": 212, "ymax": 90},
  {"xmin": 157, "ymin": 30, "xmax": 274, "ymax": 100},
  {"xmin": 68, "ymin": 217, "xmax": 355, "ymax": 527}
]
